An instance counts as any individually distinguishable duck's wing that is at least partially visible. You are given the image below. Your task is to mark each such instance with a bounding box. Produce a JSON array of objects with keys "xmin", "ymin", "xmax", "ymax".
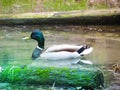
[
  {"xmin": 41, "ymin": 45, "xmax": 93, "ymax": 61},
  {"xmin": 44, "ymin": 44, "xmax": 83, "ymax": 53},
  {"xmin": 41, "ymin": 51, "xmax": 80, "ymax": 60}
]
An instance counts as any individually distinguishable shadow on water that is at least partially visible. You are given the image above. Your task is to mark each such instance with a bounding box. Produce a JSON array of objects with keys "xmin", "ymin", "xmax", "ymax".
[{"xmin": 0, "ymin": 25, "xmax": 120, "ymax": 89}]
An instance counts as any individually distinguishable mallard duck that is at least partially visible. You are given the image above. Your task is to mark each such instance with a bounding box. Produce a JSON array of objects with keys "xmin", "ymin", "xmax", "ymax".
[{"xmin": 23, "ymin": 29, "xmax": 93, "ymax": 61}]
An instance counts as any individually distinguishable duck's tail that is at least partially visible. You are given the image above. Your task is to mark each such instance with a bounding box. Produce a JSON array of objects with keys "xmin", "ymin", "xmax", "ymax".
[
  {"xmin": 77, "ymin": 45, "xmax": 93, "ymax": 56},
  {"xmin": 0, "ymin": 66, "xmax": 2, "ymax": 72}
]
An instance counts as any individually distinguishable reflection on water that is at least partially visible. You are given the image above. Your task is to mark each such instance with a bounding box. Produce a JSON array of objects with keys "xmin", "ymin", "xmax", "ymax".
[{"xmin": 0, "ymin": 25, "xmax": 120, "ymax": 89}]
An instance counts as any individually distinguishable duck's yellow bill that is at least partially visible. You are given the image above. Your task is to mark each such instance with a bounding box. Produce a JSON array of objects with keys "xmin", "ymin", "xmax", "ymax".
[{"xmin": 22, "ymin": 36, "xmax": 31, "ymax": 40}]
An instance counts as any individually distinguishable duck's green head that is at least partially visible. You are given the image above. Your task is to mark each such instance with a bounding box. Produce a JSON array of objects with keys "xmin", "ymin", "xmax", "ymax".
[{"xmin": 30, "ymin": 29, "xmax": 45, "ymax": 49}]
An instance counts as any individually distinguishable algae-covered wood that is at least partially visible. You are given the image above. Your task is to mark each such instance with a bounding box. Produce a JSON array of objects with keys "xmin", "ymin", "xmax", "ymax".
[{"xmin": 0, "ymin": 65, "xmax": 104, "ymax": 88}]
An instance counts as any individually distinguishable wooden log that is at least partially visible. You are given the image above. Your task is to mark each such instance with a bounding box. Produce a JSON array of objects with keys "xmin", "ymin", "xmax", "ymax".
[
  {"xmin": 0, "ymin": 14, "xmax": 120, "ymax": 25},
  {"xmin": 0, "ymin": 65, "xmax": 104, "ymax": 89}
]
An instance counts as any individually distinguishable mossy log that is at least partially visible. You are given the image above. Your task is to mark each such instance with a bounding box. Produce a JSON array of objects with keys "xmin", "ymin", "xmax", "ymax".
[{"xmin": 0, "ymin": 65, "xmax": 104, "ymax": 89}]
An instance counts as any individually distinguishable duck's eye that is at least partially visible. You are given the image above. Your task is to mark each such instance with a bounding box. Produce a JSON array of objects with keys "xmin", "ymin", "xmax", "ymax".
[{"xmin": 31, "ymin": 33, "xmax": 36, "ymax": 39}]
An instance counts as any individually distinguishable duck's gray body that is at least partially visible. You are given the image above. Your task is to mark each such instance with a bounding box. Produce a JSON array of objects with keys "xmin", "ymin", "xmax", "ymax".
[{"xmin": 32, "ymin": 44, "xmax": 93, "ymax": 60}]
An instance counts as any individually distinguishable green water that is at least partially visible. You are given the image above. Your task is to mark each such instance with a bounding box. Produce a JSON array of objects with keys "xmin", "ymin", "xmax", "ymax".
[
  {"xmin": 0, "ymin": 25, "xmax": 120, "ymax": 89},
  {"xmin": 0, "ymin": 25, "xmax": 120, "ymax": 65},
  {"xmin": 0, "ymin": 29, "xmax": 33, "ymax": 66}
]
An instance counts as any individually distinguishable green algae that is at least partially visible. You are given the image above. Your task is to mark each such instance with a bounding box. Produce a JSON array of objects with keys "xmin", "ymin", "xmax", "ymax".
[{"xmin": 0, "ymin": 65, "xmax": 104, "ymax": 88}]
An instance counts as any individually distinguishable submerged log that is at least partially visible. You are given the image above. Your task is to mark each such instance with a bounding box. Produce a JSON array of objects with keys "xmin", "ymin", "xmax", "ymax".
[
  {"xmin": 0, "ymin": 14, "xmax": 120, "ymax": 25},
  {"xmin": 0, "ymin": 65, "xmax": 104, "ymax": 89}
]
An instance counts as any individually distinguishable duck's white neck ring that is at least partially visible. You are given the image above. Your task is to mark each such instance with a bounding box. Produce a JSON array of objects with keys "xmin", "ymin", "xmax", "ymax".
[{"xmin": 36, "ymin": 46, "xmax": 43, "ymax": 51}]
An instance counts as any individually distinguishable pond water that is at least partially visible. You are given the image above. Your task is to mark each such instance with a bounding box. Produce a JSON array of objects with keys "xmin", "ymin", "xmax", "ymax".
[{"xmin": 0, "ymin": 25, "xmax": 120, "ymax": 89}]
